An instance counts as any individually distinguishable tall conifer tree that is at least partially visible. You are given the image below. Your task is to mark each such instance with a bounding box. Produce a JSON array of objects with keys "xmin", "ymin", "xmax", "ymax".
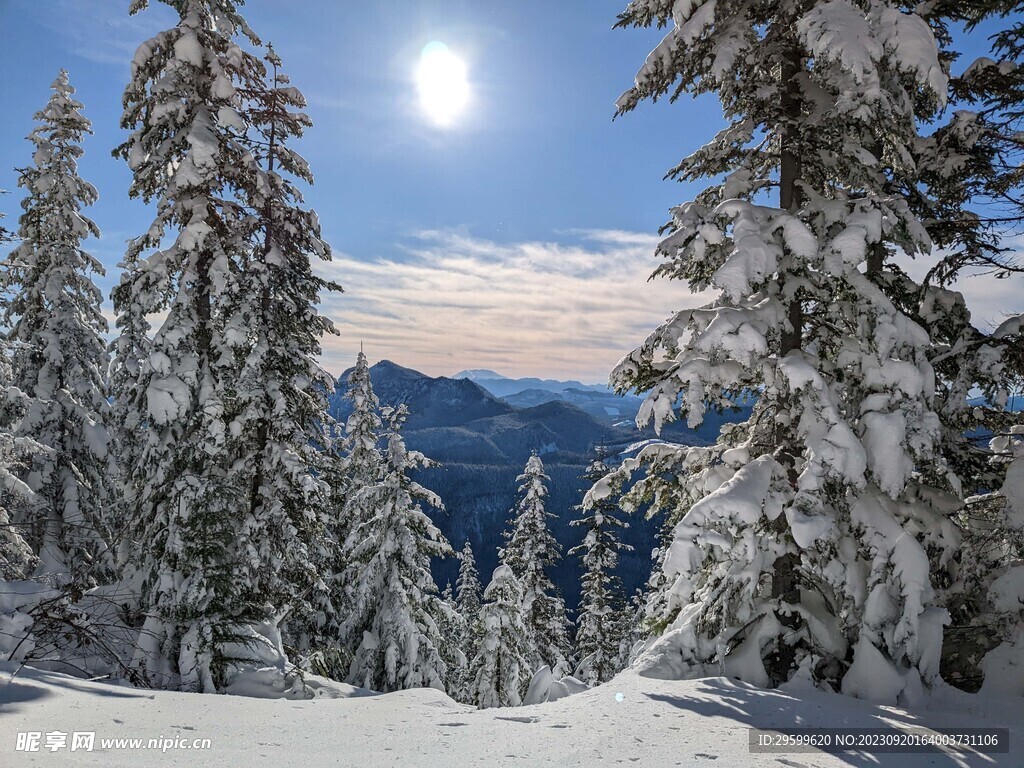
[
  {"xmin": 610, "ymin": 0, "xmax": 998, "ymax": 701},
  {"xmin": 338, "ymin": 406, "xmax": 452, "ymax": 692},
  {"xmin": 336, "ymin": 349, "xmax": 384, "ymax": 534},
  {"xmin": 112, "ymin": 0, "xmax": 273, "ymax": 691},
  {"xmin": 571, "ymin": 455, "xmax": 632, "ymax": 684},
  {"xmin": 501, "ymin": 453, "xmax": 571, "ymax": 677},
  {"xmin": 469, "ymin": 565, "xmax": 532, "ymax": 709},
  {"xmin": 227, "ymin": 43, "xmax": 340, "ymax": 655},
  {"xmin": 1, "ymin": 71, "xmax": 112, "ymax": 584},
  {"xmin": 453, "ymin": 540, "xmax": 484, "ymax": 699},
  {"xmin": 456, "ymin": 541, "xmax": 483, "ymax": 640}
]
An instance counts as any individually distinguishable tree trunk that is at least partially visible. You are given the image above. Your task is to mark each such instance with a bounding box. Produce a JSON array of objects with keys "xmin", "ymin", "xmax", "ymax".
[
  {"xmin": 768, "ymin": 42, "xmax": 804, "ymax": 687},
  {"xmin": 867, "ymin": 139, "xmax": 885, "ymax": 281}
]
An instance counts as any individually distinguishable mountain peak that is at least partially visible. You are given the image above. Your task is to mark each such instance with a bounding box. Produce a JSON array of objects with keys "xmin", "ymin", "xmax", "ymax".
[
  {"xmin": 453, "ymin": 368, "xmax": 510, "ymax": 381},
  {"xmin": 371, "ymin": 359, "xmax": 428, "ymax": 379}
]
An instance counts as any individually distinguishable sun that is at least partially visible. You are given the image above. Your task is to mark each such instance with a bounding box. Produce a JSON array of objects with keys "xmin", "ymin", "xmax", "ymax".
[{"xmin": 416, "ymin": 42, "xmax": 469, "ymax": 127}]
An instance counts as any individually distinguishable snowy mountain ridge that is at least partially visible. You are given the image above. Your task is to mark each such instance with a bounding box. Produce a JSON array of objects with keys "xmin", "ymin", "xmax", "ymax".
[{"xmin": 453, "ymin": 368, "xmax": 511, "ymax": 381}]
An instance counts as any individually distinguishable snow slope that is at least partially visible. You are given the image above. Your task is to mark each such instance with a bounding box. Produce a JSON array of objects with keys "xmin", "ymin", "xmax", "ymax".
[{"xmin": 1, "ymin": 663, "xmax": 1020, "ymax": 767}]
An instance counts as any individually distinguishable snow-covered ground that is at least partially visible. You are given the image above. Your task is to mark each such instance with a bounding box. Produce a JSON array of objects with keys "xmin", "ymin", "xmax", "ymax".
[{"xmin": 2, "ymin": 662, "xmax": 1020, "ymax": 767}]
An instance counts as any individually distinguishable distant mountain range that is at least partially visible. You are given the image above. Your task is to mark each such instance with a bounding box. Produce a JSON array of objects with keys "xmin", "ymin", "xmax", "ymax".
[
  {"xmin": 331, "ymin": 360, "xmax": 621, "ymax": 464},
  {"xmin": 452, "ymin": 368, "xmax": 641, "ymax": 425},
  {"xmin": 330, "ymin": 361, "xmax": 753, "ymax": 611},
  {"xmin": 452, "ymin": 366, "xmax": 753, "ymax": 445},
  {"xmin": 453, "ymin": 369, "xmax": 612, "ymax": 396}
]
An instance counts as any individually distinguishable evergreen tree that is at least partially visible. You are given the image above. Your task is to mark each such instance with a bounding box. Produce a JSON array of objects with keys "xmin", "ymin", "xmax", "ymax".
[
  {"xmin": 437, "ymin": 582, "xmax": 468, "ymax": 697},
  {"xmin": 339, "ymin": 406, "xmax": 452, "ymax": 692},
  {"xmin": 610, "ymin": 0, "xmax": 989, "ymax": 701},
  {"xmin": 456, "ymin": 541, "xmax": 483, "ymax": 635},
  {"xmin": 879, "ymin": 4, "xmax": 1024, "ymax": 688},
  {"xmin": 501, "ymin": 453, "xmax": 571, "ymax": 676},
  {"xmin": 337, "ymin": 349, "xmax": 384, "ymax": 520},
  {"xmin": 571, "ymin": 455, "xmax": 632, "ymax": 685},
  {"xmin": 455, "ymin": 540, "xmax": 484, "ymax": 699},
  {"xmin": 226, "ymin": 43, "xmax": 340, "ymax": 657},
  {"xmin": 0, "ymin": 71, "xmax": 112, "ymax": 584},
  {"xmin": 312, "ymin": 348, "xmax": 385, "ymax": 676},
  {"xmin": 615, "ymin": 588, "xmax": 646, "ymax": 672},
  {"xmin": 0, "ymin": 203, "xmax": 33, "ymax": 580},
  {"xmin": 901, "ymin": 4, "xmax": 1023, "ymax": 500},
  {"xmin": 469, "ymin": 564, "xmax": 532, "ymax": 709},
  {"xmin": 0, "ymin": 343, "xmax": 41, "ymax": 581},
  {"xmin": 107, "ymin": 270, "xmax": 148, "ymax": 568},
  {"xmin": 111, "ymin": 0, "xmax": 270, "ymax": 692},
  {"xmin": 341, "ymin": 351, "xmax": 383, "ymax": 474},
  {"xmin": 305, "ymin": 350, "xmax": 385, "ymax": 679}
]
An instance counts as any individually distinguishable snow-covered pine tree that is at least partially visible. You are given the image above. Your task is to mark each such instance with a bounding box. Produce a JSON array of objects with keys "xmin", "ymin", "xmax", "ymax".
[
  {"xmin": 872, "ymin": 3, "xmax": 1024, "ymax": 690},
  {"xmin": 107, "ymin": 264, "xmax": 148, "ymax": 561},
  {"xmin": 0, "ymin": 71, "xmax": 112, "ymax": 585},
  {"xmin": 225, "ymin": 43, "xmax": 341, "ymax": 658},
  {"xmin": 611, "ymin": 0, "xmax": 977, "ymax": 701},
  {"xmin": 0, "ymin": 201, "xmax": 36, "ymax": 581},
  {"xmin": 469, "ymin": 564, "xmax": 532, "ymax": 709},
  {"xmin": 454, "ymin": 540, "xmax": 483, "ymax": 699},
  {"xmin": 934, "ymin": 3, "xmax": 1024, "ymax": 692},
  {"xmin": 0, "ymin": 349, "xmax": 42, "ymax": 580},
  {"xmin": 615, "ymin": 588, "xmax": 646, "ymax": 671},
  {"xmin": 456, "ymin": 540, "xmax": 483, "ymax": 637},
  {"xmin": 899, "ymin": 3, "xmax": 1022, "ymax": 499},
  {"xmin": 590, "ymin": 440, "xmax": 696, "ymax": 642},
  {"xmin": 0, "ymin": 206, "xmax": 34, "ymax": 580},
  {"xmin": 339, "ymin": 405, "xmax": 452, "ymax": 692},
  {"xmin": 336, "ymin": 349, "xmax": 384, "ymax": 533},
  {"xmin": 501, "ymin": 453, "xmax": 571, "ymax": 677},
  {"xmin": 308, "ymin": 348, "xmax": 386, "ymax": 677},
  {"xmin": 570, "ymin": 454, "xmax": 632, "ymax": 685},
  {"xmin": 437, "ymin": 581, "xmax": 468, "ymax": 696},
  {"xmin": 111, "ymin": 0, "xmax": 272, "ymax": 692}
]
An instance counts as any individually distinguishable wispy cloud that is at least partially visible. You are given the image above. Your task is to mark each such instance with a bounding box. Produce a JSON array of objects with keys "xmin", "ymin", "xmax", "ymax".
[
  {"xmin": 316, "ymin": 229, "xmax": 712, "ymax": 382},
  {"xmin": 316, "ymin": 229, "xmax": 1024, "ymax": 383}
]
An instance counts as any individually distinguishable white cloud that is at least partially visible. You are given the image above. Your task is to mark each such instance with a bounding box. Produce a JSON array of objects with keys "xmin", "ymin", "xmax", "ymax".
[
  {"xmin": 316, "ymin": 229, "xmax": 714, "ymax": 381},
  {"xmin": 316, "ymin": 230, "xmax": 1024, "ymax": 383}
]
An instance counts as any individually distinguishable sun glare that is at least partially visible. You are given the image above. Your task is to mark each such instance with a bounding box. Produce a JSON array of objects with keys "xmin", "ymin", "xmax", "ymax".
[{"xmin": 416, "ymin": 41, "xmax": 469, "ymax": 127}]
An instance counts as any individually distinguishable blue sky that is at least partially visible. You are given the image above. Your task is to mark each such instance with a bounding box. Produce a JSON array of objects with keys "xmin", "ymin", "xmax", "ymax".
[{"xmin": 1, "ymin": 1, "xmax": 1021, "ymax": 381}]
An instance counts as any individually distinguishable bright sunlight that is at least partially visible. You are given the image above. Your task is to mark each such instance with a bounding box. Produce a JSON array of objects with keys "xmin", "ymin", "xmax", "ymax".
[{"xmin": 416, "ymin": 41, "xmax": 469, "ymax": 127}]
